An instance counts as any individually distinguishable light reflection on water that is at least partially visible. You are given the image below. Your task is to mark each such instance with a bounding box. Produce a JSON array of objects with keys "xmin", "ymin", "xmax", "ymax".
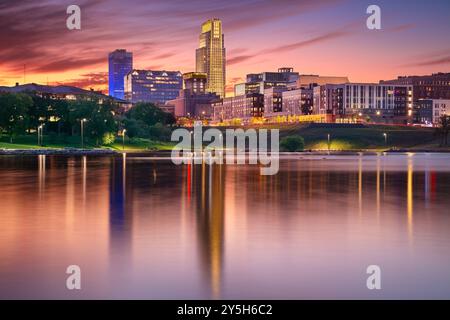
[{"xmin": 0, "ymin": 153, "xmax": 450, "ymax": 299}]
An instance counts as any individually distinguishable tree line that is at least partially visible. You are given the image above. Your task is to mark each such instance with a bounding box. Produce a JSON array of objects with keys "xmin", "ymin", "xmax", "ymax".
[{"xmin": 0, "ymin": 92, "xmax": 176, "ymax": 145}]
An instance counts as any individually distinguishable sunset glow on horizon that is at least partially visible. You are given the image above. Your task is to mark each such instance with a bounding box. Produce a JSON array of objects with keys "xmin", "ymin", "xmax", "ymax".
[{"xmin": 1, "ymin": 0, "xmax": 449, "ymax": 96}]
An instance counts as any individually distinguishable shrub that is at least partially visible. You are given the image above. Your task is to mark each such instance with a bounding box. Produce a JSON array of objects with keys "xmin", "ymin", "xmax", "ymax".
[
  {"xmin": 102, "ymin": 132, "xmax": 116, "ymax": 145},
  {"xmin": 280, "ymin": 135, "xmax": 304, "ymax": 152}
]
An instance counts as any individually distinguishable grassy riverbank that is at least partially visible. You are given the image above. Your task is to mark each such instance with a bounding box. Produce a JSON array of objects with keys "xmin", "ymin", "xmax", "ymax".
[
  {"xmin": 0, "ymin": 134, "xmax": 174, "ymax": 152},
  {"xmin": 0, "ymin": 124, "xmax": 448, "ymax": 153},
  {"xmin": 243, "ymin": 123, "xmax": 447, "ymax": 151}
]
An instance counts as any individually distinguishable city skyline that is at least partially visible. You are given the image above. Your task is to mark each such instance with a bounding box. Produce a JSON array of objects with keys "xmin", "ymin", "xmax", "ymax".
[{"xmin": 1, "ymin": 0, "xmax": 450, "ymax": 96}]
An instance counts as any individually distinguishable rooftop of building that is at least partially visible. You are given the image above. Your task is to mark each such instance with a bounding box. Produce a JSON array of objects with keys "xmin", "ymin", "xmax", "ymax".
[
  {"xmin": 127, "ymin": 69, "xmax": 182, "ymax": 77},
  {"xmin": 0, "ymin": 83, "xmax": 126, "ymax": 102}
]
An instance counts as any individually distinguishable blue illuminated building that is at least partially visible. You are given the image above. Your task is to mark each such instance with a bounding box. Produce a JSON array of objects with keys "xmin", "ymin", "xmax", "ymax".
[{"xmin": 108, "ymin": 49, "xmax": 133, "ymax": 99}]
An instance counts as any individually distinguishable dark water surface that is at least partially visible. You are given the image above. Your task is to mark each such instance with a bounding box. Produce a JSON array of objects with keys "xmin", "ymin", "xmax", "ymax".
[{"xmin": 0, "ymin": 153, "xmax": 449, "ymax": 299}]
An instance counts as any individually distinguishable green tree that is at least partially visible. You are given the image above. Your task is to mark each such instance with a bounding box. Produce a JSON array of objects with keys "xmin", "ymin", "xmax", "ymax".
[
  {"xmin": 123, "ymin": 118, "xmax": 149, "ymax": 139},
  {"xmin": 67, "ymin": 97, "xmax": 118, "ymax": 145},
  {"xmin": 126, "ymin": 102, "xmax": 175, "ymax": 126},
  {"xmin": 280, "ymin": 135, "xmax": 305, "ymax": 152},
  {"xmin": 0, "ymin": 93, "xmax": 33, "ymax": 142},
  {"xmin": 148, "ymin": 122, "xmax": 172, "ymax": 141},
  {"xmin": 28, "ymin": 95, "xmax": 52, "ymax": 132}
]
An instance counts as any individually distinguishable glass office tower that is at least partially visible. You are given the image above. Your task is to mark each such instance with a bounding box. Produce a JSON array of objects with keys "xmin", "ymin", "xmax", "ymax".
[
  {"xmin": 196, "ymin": 19, "xmax": 226, "ymax": 98},
  {"xmin": 108, "ymin": 49, "xmax": 133, "ymax": 99}
]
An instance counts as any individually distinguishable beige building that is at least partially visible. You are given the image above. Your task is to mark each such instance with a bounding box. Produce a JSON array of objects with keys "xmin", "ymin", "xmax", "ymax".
[{"xmin": 296, "ymin": 75, "xmax": 349, "ymax": 87}]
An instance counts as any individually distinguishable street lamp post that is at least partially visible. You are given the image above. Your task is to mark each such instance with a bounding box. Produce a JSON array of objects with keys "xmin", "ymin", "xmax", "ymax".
[
  {"xmin": 122, "ymin": 129, "xmax": 126, "ymax": 151},
  {"xmin": 37, "ymin": 125, "xmax": 41, "ymax": 146},
  {"xmin": 327, "ymin": 133, "xmax": 331, "ymax": 151},
  {"xmin": 81, "ymin": 119, "xmax": 86, "ymax": 149},
  {"xmin": 383, "ymin": 133, "xmax": 388, "ymax": 147},
  {"xmin": 37, "ymin": 124, "xmax": 45, "ymax": 146}
]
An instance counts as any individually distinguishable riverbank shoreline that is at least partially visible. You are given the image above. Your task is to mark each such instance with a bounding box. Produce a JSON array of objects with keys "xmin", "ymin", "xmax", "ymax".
[
  {"xmin": 1, "ymin": 148, "xmax": 450, "ymax": 156},
  {"xmin": 0, "ymin": 148, "xmax": 118, "ymax": 155}
]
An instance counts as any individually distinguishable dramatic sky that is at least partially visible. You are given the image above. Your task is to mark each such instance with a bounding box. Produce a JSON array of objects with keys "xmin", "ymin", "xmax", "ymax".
[{"xmin": 1, "ymin": 0, "xmax": 449, "ymax": 95}]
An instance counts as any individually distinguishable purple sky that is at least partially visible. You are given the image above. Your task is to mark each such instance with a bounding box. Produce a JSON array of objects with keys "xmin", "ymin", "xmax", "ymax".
[{"xmin": 0, "ymin": 0, "xmax": 449, "ymax": 95}]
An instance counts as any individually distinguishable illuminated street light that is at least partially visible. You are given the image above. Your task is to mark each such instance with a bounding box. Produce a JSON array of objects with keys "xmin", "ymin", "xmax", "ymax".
[
  {"xmin": 38, "ymin": 126, "xmax": 41, "ymax": 146},
  {"xmin": 122, "ymin": 129, "xmax": 127, "ymax": 151},
  {"xmin": 81, "ymin": 118, "xmax": 87, "ymax": 149},
  {"xmin": 37, "ymin": 124, "xmax": 45, "ymax": 146},
  {"xmin": 327, "ymin": 133, "xmax": 331, "ymax": 152},
  {"xmin": 383, "ymin": 132, "xmax": 388, "ymax": 146}
]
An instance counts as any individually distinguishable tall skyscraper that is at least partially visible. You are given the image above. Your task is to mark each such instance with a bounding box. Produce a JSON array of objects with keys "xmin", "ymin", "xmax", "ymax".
[
  {"xmin": 108, "ymin": 49, "xmax": 133, "ymax": 99},
  {"xmin": 196, "ymin": 18, "xmax": 226, "ymax": 98}
]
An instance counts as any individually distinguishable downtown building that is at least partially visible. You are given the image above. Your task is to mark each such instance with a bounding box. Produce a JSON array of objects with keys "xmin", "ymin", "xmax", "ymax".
[
  {"xmin": 415, "ymin": 99, "xmax": 450, "ymax": 125},
  {"xmin": 124, "ymin": 69, "xmax": 182, "ymax": 105},
  {"xmin": 313, "ymin": 83, "xmax": 414, "ymax": 124},
  {"xmin": 296, "ymin": 74, "xmax": 349, "ymax": 87},
  {"xmin": 213, "ymin": 93, "xmax": 264, "ymax": 124},
  {"xmin": 263, "ymin": 86, "xmax": 315, "ymax": 121},
  {"xmin": 235, "ymin": 67, "xmax": 299, "ymax": 96},
  {"xmin": 380, "ymin": 73, "xmax": 450, "ymax": 125},
  {"xmin": 196, "ymin": 18, "xmax": 226, "ymax": 98},
  {"xmin": 108, "ymin": 49, "xmax": 133, "ymax": 99},
  {"xmin": 380, "ymin": 73, "xmax": 450, "ymax": 101},
  {"xmin": 166, "ymin": 72, "xmax": 220, "ymax": 119},
  {"xmin": 281, "ymin": 87, "xmax": 314, "ymax": 116}
]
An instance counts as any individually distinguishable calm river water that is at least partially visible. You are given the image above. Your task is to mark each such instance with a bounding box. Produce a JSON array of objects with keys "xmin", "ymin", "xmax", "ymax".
[{"xmin": 0, "ymin": 153, "xmax": 449, "ymax": 299}]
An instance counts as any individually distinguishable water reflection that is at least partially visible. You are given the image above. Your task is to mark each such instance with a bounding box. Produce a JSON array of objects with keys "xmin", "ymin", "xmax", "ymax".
[
  {"xmin": 407, "ymin": 156, "xmax": 414, "ymax": 244},
  {"xmin": 0, "ymin": 153, "xmax": 450, "ymax": 299}
]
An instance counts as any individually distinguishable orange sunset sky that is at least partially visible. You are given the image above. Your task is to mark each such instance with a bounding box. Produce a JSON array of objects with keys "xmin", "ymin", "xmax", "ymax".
[{"xmin": 1, "ymin": 0, "xmax": 449, "ymax": 96}]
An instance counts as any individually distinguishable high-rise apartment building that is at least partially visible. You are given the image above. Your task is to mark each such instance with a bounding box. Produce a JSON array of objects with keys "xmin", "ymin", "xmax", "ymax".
[
  {"xmin": 108, "ymin": 49, "xmax": 133, "ymax": 99},
  {"xmin": 196, "ymin": 18, "xmax": 226, "ymax": 98}
]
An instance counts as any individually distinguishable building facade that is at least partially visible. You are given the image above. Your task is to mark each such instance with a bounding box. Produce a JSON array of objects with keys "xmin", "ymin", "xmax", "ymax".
[
  {"xmin": 235, "ymin": 67, "xmax": 299, "ymax": 96},
  {"xmin": 313, "ymin": 84, "xmax": 345, "ymax": 116},
  {"xmin": 380, "ymin": 73, "xmax": 450, "ymax": 101},
  {"xmin": 108, "ymin": 49, "xmax": 133, "ymax": 99},
  {"xmin": 196, "ymin": 19, "xmax": 226, "ymax": 98},
  {"xmin": 166, "ymin": 90, "xmax": 220, "ymax": 118},
  {"xmin": 124, "ymin": 69, "xmax": 182, "ymax": 104},
  {"xmin": 314, "ymin": 83, "xmax": 414, "ymax": 124},
  {"xmin": 213, "ymin": 93, "xmax": 264, "ymax": 123},
  {"xmin": 281, "ymin": 87, "xmax": 314, "ymax": 116},
  {"xmin": 432, "ymin": 99, "xmax": 450, "ymax": 124},
  {"xmin": 183, "ymin": 72, "xmax": 207, "ymax": 95},
  {"xmin": 263, "ymin": 86, "xmax": 285, "ymax": 117}
]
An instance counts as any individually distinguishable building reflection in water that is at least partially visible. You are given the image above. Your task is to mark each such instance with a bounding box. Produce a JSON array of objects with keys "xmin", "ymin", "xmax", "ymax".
[
  {"xmin": 38, "ymin": 154, "xmax": 46, "ymax": 197},
  {"xmin": 2, "ymin": 154, "xmax": 450, "ymax": 298},
  {"xmin": 407, "ymin": 155, "xmax": 414, "ymax": 244},
  {"xmin": 108, "ymin": 154, "xmax": 133, "ymax": 279},
  {"xmin": 190, "ymin": 161, "xmax": 225, "ymax": 299}
]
